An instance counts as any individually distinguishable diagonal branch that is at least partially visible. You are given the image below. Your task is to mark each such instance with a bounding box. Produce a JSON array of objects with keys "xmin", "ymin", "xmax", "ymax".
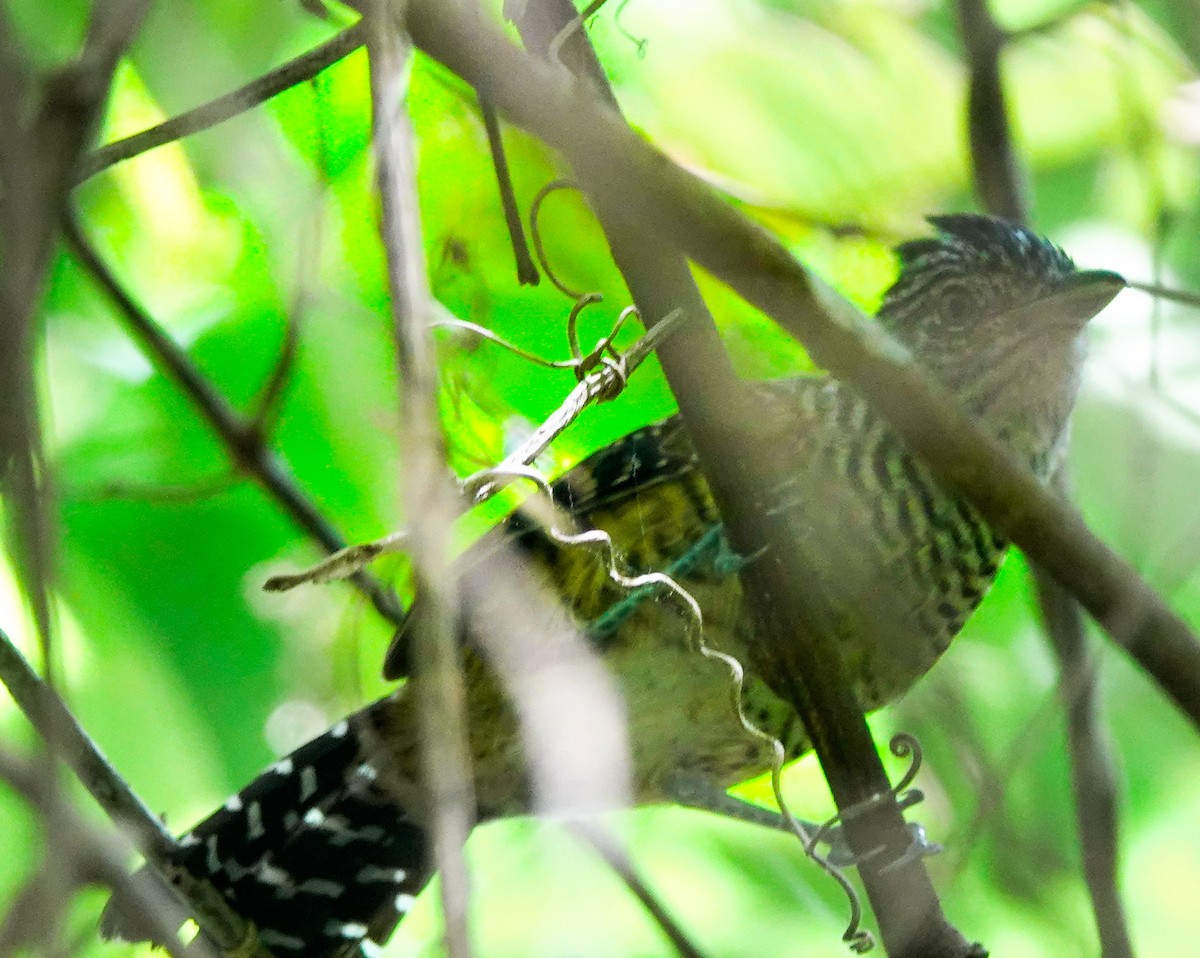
[
  {"xmin": 0, "ymin": 628, "xmax": 261, "ymax": 957},
  {"xmin": 0, "ymin": 746, "xmax": 192, "ymax": 958},
  {"xmin": 77, "ymin": 22, "xmax": 366, "ymax": 182},
  {"xmin": 402, "ymin": 0, "xmax": 1200, "ymax": 739},
  {"xmin": 0, "ymin": 629, "xmax": 175, "ymax": 863},
  {"xmin": 61, "ymin": 213, "xmax": 407, "ymax": 629},
  {"xmin": 507, "ymin": 3, "xmax": 970, "ymax": 956}
]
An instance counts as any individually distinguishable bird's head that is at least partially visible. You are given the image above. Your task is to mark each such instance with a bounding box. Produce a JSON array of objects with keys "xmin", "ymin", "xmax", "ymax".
[{"xmin": 877, "ymin": 214, "xmax": 1125, "ymax": 475}]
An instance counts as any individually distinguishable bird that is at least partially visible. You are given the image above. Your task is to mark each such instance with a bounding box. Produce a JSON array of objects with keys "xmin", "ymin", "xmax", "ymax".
[{"xmin": 101, "ymin": 214, "xmax": 1124, "ymax": 958}]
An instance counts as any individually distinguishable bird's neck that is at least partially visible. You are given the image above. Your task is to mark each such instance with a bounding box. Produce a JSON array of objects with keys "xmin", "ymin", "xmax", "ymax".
[{"xmin": 942, "ymin": 333, "xmax": 1087, "ymax": 481}]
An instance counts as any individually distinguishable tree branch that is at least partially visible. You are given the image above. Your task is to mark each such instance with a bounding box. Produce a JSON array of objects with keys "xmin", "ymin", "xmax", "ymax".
[
  {"xmin": 953, "ymin": 0, "xmax": 1028, "ymax": 223},
  {"xmin": 77, "ymin": 22, "xmax": 366, "ymax": 183},
  {"xmin": 61, "ymin": 213, "xmax": 407, "ymax": 629},
  {"xmin": 1036, "ymin": 563, "xmax": 1134, "ymax": 958},
  {"xmin": 0, "ymin": 628, "xmax": 261, "ymax": 957},
  {"xmin": 365, "ymin": 9, "xmax": 474, "ymax": 956},
  {"xmin": 0, "ymin": 746, "xmax": 195, "ymax": 958},
  {"xmin": 507, "ymin": 3, "xmax": 971, "ymax": 955},
  {"xmin": 401, "ymin": 0, "xmax": 1200, "ymax": 739},
  {"xmin": 953, "ymin": 2, "xmax": 1134, "ymax": 951}
]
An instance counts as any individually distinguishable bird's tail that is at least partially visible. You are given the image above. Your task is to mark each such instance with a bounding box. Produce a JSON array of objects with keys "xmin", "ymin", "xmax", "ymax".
[{"xmin": 101, "ymin": 698, "xmax": 428, "ymax": 958}]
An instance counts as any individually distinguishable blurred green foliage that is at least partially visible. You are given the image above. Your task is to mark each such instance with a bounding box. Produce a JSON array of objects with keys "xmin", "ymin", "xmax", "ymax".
[{"xmin": 2, "ymin": 0, "xmax": 1200, "ymax": 956}]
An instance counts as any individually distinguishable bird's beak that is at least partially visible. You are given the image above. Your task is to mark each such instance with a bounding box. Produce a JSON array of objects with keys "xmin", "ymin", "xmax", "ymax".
[{"xmin": 1035, "ymin": 268, "xmax": 1127, "ymax": 329}]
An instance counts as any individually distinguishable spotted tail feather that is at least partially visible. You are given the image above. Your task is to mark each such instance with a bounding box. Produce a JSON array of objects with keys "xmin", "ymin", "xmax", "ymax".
[{"xmin": 101, "ymin": 703, "xmax": 428, "ymax": 958}]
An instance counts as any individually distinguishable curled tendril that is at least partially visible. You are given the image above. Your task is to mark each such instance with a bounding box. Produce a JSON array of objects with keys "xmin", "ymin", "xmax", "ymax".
[
  {"xmin": 460, "ymin": 461, "xmax": 873, "ymax": 953},
  {"xmin": 430, "ymin": 319, "xmax": 583, "ymax": 371},
  {"xmin": 547, "ymin": 0, "xmax": 648, "ymax": 63},
  {"xmin": 888, "ymin": 732, "xmax": 924, "ymax": 798},
  {"xmin": 430, "ymin": 301, "xmax": 636, "ymax": 386},
  {"xmin": 568, "ymin": 301, "xmax": 636, "ymax": 381},
  {"xmin": 808, "ymin": 732, "xmax": 929, "ymax": 848},
  {"xmin": 528, "ymin": 179, "xmax": 638, "ymax": 386},
  {"xmin": 801, "ymin": 731, "xmax": 932, "ymax": 928},
  {"xmin": 565, "ymin": 293, "xmax": 605, "ymax": 364},
  {"xmin": 591, "ymin": 353, "xmax": 629, "ymax": 402},
  {"xmin": 615, "ymin": 0, "xmax": 648, "ymax": 59},
  {"xmin": 530, "ymin": 179, "xmax": 590, "ymax": 300}
]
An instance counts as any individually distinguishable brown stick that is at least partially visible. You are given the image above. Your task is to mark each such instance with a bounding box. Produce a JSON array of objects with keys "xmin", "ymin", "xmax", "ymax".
[
  {"xmin": 953, "ymin": 1, "xmax": 1135, "ymax": 949},
  {"xmin": 78, "ymin": 23, "xmax": 367, "ymax": 182},
  {"xmin": 508, "ymin": 3, "xmax": 975, "ymax": 955},
  {"xmin": 61, "ymin": 215, "xmax": 407, "ymax": 629},
  {"xmin": 0, "ymin": 628, "xmax": 261, "ymax": 957},
  {"xmin": 365, "ymin": 10, "xmax": 475, "ymax": 957}
]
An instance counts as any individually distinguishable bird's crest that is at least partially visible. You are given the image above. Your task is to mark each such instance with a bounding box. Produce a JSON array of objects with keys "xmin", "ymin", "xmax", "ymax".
[{"xmin": 895, "ymin": 214, "xmax": 1076, "ymax": 285}]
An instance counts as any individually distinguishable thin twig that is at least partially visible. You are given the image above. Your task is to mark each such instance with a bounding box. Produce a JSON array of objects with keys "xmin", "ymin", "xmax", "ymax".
[
  {"xmin": 0, "ymin": 747, "xmax": 197, "ymax": 958},
  {"xmin": 480, "ymin": 96, "xmax": 540, "ymax": 285},
  {"xmin": 954, "ymin": 0, "xmax": 1135, "ymax": 948},
  {"xmin": 0, "ymin": 629, "xmax": 174, "ymax": 862},
  {"xmin": 1126, "ymin": 278, "xmax": 1200, "ymax": 308},
  {"xmin": 569, "ymin": 821, "xmax": 708, "ymax": 958},
  {"xmin": 60, "ymin": 212, "xmax": 407, "ymax": 628},
  {"xmin": 250, "ymin": 293, "xmax": 303, "ymax": 429},
  {"xmin": 0, "ymin": 628, "xmax": 259, "ymax": 956},
  {"xmin": 953, "ymin": 0, "xmax": 1029, "ymax": 223},
  {"xmin": 264, "ymin": 531, "xmax": 408, "ymax": 590},
  {"xmin": 1035, "ymin": 565, "xmax": 1134, "ymax": 958},
  {"xmin": 77, "ymin": 22, "xmax": 367, "ymax": 182},
  {"xmin": 365, "ymin": 9, "xmax": 475, "ymax": 958}
]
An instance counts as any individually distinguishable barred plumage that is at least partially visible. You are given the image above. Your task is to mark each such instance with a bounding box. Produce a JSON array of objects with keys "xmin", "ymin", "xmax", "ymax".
[{"xmin": 102, "ymin": 215, "xmax": 1124, "ymax": 958}]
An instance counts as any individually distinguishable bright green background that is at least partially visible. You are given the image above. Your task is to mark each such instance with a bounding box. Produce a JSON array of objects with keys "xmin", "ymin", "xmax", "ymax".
[{"xmin": 3, "ymin": 0, "xmax": 1200, "ymax": 955}]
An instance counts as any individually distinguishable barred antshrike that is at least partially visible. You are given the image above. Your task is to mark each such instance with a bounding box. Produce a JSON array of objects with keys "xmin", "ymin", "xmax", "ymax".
[{"xmin": 102, "ymin": 215, "xmax": 1123, "ymax": 958}]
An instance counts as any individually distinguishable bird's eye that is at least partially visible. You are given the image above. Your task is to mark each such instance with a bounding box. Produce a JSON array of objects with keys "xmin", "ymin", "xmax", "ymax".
[{"xmin": 936, "ymin": 282, "xmax": 979, "ymax": 327}]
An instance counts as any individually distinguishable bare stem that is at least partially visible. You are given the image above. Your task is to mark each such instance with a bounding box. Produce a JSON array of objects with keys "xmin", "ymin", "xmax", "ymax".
[
  {"xmin": 953, "ymin": 0, "xmax": 1135, "ymax": 948},
  {"xmin": 0, "ymin": 628, "xmax": 259, "ymax": 956},
  {"xmin": 953, "ymin": 0, "xmax": 1028, "ymax": 223},
  {"xmin": 508, "ymin": 2, "xmax": 971, "ymax": 954},
  {"xmin": 61, "ymin": 213, "xmax": 407, "ymax": 628},
  {"xmin": 0, "ymin": 747, "xmax": 194, "ymax": 958},
  {"xmin": 77, "ymin": 23, "xmax": 366, "ymax": 182},
  {"xmin": 570, "ymin": 821, "xmax": 709, "ymax": 958},
  {"xmin": 365, "ymin": 8, "xmax": 475, "ymax": 957}
]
